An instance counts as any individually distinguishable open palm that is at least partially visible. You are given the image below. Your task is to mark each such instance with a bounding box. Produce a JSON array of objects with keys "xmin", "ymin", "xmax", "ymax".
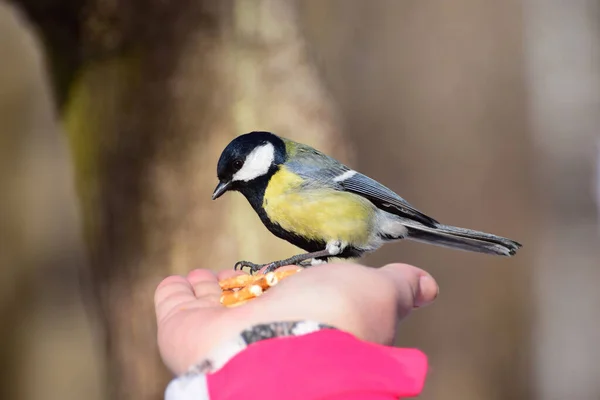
[{"xmin": 154, "ymin": 263, "xmax": 438, "ymax": 375}]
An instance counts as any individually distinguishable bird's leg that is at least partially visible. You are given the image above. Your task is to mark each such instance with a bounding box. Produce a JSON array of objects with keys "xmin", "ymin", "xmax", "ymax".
[
  {"xmin": 263, "ymin": 250, "xmax": 333, "ymax": 273},
  {"xmin": 234, "ymin": 249, "xmax": 332, "ymax": 275},
  {"xmin": 296, "ymin": 259, "xmax": 317, "ymax": 268}
]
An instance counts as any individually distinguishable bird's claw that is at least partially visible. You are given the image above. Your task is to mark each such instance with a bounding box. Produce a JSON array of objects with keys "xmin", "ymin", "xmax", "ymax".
[
  {"xmin": 233, "ymin": 260, "xmax": 283, "ymax": 275},
  {"xmin": 234, "ymin": 259, "xmax": 316, "ymax": 275},
  {"xmin": 234, "ymin": 260, "xmax": 268, "ymax": 275},
  {"xmin": 234, "ymin": 260, "xmax": 259, "ymax": 274}
]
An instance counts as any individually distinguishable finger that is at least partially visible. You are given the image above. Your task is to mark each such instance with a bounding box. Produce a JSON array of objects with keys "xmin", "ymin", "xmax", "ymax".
[
  {"xmin": 186, "ymin": 269, "xmax": 222, "ymax": 299},
  {"xmin": 187, "ymin": 268, "xmax": 218, "ymax": 283},
  {"xmin": 257, "ymin": 264, "xmax": 302, "ymax": 274},
  {"xmin": 154, "ymin": 275, "xmax": 196, "ymax": 322},
  {"xmin": 217, "ymin": 269, "xmax": 247, "ymax": 280},
  {"xmin": 379, "ymin": 263, "xmax": 438, "ymax": 312}
]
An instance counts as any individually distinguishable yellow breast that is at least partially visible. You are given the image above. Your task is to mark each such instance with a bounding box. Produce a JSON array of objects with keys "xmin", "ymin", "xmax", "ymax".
[{"xmin": 263, "ymin": 166, "xmax": 374, "ymax": 245}]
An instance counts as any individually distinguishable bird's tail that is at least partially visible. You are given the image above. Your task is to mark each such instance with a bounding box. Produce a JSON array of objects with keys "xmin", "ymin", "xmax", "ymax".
[{"xmin": 404, "ymin": 224, "xmax": 522, "ymax": 256}]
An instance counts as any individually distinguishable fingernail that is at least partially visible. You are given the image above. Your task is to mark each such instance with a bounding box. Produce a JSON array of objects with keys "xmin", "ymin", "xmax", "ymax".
[{"xmin": 426, "ymin": 276, "xmax": 439, "ymax": 300}]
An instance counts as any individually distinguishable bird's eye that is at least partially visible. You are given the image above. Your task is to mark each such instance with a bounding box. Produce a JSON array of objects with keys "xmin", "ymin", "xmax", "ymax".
[{"xmin": 233, "ymin": 159, "xmax": 244, "ymax": 171}]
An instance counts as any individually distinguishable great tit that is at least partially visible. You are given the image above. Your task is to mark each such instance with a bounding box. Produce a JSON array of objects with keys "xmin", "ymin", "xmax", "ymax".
[{"xmin": 213, "ymin": 131, "xmax": 522, "ymax": 273}]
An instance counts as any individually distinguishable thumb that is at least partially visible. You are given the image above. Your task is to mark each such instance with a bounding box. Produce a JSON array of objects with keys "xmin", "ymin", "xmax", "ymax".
[{"xmin": 379, "ymin": 263, "xmax": 439, "ymax": 314}]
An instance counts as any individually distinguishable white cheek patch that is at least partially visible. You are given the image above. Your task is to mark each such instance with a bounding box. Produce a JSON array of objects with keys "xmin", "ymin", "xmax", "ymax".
[{"xmin": 232, "ymin": 143, "xmax": 275, "ymax": 182}]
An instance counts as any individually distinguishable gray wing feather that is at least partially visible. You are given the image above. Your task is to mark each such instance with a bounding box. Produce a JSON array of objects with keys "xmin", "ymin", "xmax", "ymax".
[
  {"xmin": 285, "ymin": 146, "xmax": 439, "ymax": 227},
  {"xmin": 339, "ymin": 173, "xmax": 439, "ymax": 227}
]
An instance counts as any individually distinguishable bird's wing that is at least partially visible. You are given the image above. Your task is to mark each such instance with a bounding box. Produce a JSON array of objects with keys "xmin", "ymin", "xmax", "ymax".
[
  {"xmin": 336, "ymin": 172, "xmax": 439, "ymax": 227},
  {"xmin": 285, "ymin": 145, "xmax": 439, "ymax": 227}
]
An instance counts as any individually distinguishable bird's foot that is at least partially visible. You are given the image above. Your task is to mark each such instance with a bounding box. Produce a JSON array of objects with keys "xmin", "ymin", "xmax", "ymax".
[
  {"xmin": 234, "ymin": 259, "xmax": 316, "ymax": 274},
  {"xmin": 264, "ymin": 259, "xmax": 320, "ymax": 272},
  {"xmin": 265, "ymin": 258, "xmax": 324, "ymax": 272},
  {"xmin": 233, "ymin": 260, "xmax": 265, "ymax": 275},
  {"xmin": 262, "ymin": 262, "xmax": 280, "ymax": 274},
  {"xmin": 233, "ymin": 260, "xmax": 289, "ymax": 275}
]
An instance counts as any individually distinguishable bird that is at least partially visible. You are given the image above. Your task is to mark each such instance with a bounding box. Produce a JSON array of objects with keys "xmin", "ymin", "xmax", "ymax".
[{"xmin": 212, "ymin": 131, "xmax": 522, "ymax": 273}]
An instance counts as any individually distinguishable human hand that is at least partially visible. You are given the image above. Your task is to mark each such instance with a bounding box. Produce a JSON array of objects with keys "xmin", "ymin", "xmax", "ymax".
[{"xmin": 155, "ymin": 263, "xmax": 438, "ymax": 375}]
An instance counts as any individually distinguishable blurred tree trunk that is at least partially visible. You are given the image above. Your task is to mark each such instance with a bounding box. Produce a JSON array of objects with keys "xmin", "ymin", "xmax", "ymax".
[
  {"xmin": 16, "ymin": 0, "xmax": 348, "ymax": 399},
  {"xmin": 301, "ymin": 1, "xmax": 534, "ymax": 399}
]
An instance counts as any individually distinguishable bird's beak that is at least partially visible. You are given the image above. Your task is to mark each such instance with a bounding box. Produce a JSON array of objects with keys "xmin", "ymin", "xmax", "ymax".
[{"xmin": 212, "ymin": 180, "xmax": 231, "ymax": 200}]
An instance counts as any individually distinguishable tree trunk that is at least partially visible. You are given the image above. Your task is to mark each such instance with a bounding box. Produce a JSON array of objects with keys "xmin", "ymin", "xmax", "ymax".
[{"xmin": 14, "ymin": 0, "xmax": 347, "ymax": 398}]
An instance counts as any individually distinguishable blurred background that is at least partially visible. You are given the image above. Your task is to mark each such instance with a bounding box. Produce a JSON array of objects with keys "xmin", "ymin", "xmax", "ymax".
[{"xmin": 1, "ymin": 0, "xmax": 599, "ymax": 399}]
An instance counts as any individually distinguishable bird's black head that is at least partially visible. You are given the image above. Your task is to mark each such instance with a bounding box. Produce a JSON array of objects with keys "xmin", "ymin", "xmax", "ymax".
[{"xmin": 212, "ymin": 131, "xmax": 286, "ymax": 200}]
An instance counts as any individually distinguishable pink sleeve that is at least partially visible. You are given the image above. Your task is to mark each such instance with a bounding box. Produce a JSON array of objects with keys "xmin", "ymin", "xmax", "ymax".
[{"xmin": 206, "ymin": 329, "xmax": 428, "ymax": 400}]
